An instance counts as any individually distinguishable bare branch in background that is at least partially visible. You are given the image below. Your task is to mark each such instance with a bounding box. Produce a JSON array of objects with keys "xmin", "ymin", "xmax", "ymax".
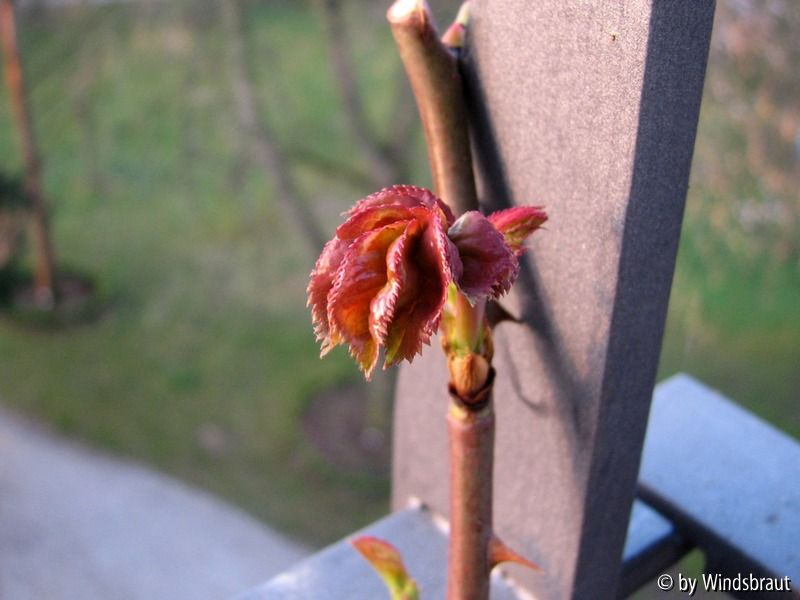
[
  {"xmin": 72, "ymin": 34, "xmax": 106, "ymax": 199},
  {"xmin": 283, "ymin": 142, "xmax": 376, "ymax": 191},
  {"xmin": 221, "ymin": 0, "xmax": 326, "ymax": 254},
  {"xmin": 315, "ymin": 0, "xmax": 399, "ymax": 187}
]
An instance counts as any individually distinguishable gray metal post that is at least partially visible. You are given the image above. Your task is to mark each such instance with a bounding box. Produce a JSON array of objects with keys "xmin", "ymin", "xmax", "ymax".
[{"xmin": 392, "ymin": 2, "xmax": 715, "ymax": 598}]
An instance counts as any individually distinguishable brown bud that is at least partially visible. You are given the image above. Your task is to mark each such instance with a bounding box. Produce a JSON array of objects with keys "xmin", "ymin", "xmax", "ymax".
[{"xmin": 448, "ymin": 352, "xmax": 490, "ymax": 400}]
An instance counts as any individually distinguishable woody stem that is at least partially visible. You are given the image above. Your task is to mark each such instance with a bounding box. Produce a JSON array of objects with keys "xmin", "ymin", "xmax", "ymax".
[
  {"xmin": 387, "ymin": 0, "xmax": 478, "ymax": 216},
  {"xmin": 389, "ymin": 3, "xmax": 493, "ymax": 599},
  {"xmin": 447, "ymin": 393, "xmax": 494, "ymax": 600}
]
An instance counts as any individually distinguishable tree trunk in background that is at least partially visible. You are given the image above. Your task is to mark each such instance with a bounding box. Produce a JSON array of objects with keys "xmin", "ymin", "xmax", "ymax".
[
  {"xmin": 0, "ymin": 0, "xmax": 56, "ymax": 307},
  {"xmin": 220, "ymin": 0, "xmax": 326, "ymax": 255}
]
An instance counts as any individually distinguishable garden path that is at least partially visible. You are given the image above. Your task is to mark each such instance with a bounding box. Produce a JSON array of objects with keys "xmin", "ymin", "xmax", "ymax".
[{"xmin": 0, "ymin": 405, "xmax": 307, "ymax": 600}]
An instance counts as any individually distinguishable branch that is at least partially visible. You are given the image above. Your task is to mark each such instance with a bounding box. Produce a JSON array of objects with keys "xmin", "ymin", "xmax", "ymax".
[{"xmin": 387, "ymin": 0, "xmax": 478, "ymax": 216}]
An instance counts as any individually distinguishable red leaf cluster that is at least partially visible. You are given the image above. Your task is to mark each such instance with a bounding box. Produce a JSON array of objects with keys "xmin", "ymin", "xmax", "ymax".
[{"xmin": 308, "ymin": 185, "xmax": 546, "ymax": 377}]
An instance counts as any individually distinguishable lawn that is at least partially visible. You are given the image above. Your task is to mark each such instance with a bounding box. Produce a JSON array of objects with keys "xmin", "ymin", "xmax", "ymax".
[
  {"xmin": 0, "ymin": 0, "xmax": 797, "ymax": 551},
  {"xmin": 0, "ymin": 1, "xmax": 400, "ymax": 544}
]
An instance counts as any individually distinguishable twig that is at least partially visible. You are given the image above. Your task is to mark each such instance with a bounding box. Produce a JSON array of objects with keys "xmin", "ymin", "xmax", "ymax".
[
  {"xmin": 388, "ymin": 3, "xmax": 494, "ymax": 599},
  {"xmin": 387, "ymin": 0, "xmax": 478, "ymax": 216},
  {"xmin": 388, "ymin": 4, "xmax": 541, "ymax": 599},
  {"xmin": 447, "ymin": 395, "xmax": 494, "ymax": 600}
]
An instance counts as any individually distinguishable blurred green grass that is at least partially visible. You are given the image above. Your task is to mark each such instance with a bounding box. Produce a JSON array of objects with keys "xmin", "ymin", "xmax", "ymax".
[
  {"xmin": 0, "ymin": 1, "xmax": 395, "ymax": 545},
  {"xmin": 0, "ymin": 0, "xmax": 797, "ymax": 550},
  {"xmin": 659, "ymin": 71, "xmax": 800, "ymax": 439},
  {"xmin": 660, "ymin": 223, "xmax": 800, "ymax": 437}
]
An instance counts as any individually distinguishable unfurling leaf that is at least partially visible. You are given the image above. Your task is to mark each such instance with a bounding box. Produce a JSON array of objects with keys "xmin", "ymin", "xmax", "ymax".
[
  {"xmin": 308, "ymin": 185, "xmax": 547, "ymax": 378},
  {"xmin": 488, "ymin": 206, "xmax": 548, "ymax": 255},
  {"xmin": 448, "ymin": 211, "xmax": 518, "ymax": 303},
  {"xmin": 351, "ymin": 536, "xmax": 420, "ymax": 600},
  {"xmin": 441, "ymin": 1, "xmax": 470, "ymax": 49}
]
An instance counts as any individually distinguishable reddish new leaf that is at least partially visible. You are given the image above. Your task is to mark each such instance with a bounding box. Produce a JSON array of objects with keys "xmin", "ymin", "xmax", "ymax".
[
  {"xmin": 488, "ymin": 205, "xmax": 548, "ymax": 255},
  {"xmin": 448, "ymin": 210, "xmax": 518, "ymax": 302},
  {"xmin": 308, "ymin": 185, "xmax": 546, "ymax": 377},
  {"xmin": 351, "ymin": 536, "xmax": 420, "ymax": 600}
]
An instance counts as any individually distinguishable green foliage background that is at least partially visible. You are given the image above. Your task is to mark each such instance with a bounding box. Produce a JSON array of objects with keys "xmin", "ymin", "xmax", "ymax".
[{"xmin": 0, "ymin": 0, "xmax": 797, "ymax": 547}]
